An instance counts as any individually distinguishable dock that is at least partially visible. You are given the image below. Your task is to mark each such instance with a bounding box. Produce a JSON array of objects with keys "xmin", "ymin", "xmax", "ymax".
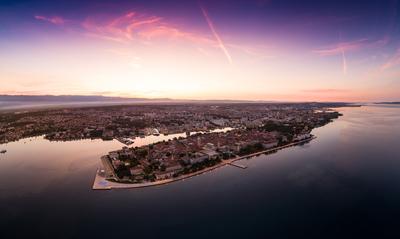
[{"xmin": 228, "ymin": 162, "xmax": 248, "ymax": 169}]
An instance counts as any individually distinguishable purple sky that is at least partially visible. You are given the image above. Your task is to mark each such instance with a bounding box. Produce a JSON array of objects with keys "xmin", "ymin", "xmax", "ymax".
[{"xmin": 1, "ymin": 0, "xmax": 399, "ymax": 101}]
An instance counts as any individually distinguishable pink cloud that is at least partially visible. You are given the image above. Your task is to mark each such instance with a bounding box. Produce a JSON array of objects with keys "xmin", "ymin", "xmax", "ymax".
[
  {"xmin": 301, "ymin": 88, "xmax": 350, "ymax": 93},
  {"xmin": 33, "ymin": 11, "xmax": 270, "ymax": 62},
  {"xmin": 81, "ymin": 11, "xmax": 217, "ymax": 47},
  {"xmin": 34, "ymin": 15, "xmax": 66, "ymax": 25},
  {"xmin": 138, "ymin": 25, "xmax": 216, "ymax": 46}
]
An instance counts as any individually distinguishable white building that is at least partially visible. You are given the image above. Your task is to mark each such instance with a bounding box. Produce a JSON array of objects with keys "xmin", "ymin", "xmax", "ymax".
[
  {"xmin": 262, "ymin": 141, "xmax": 278, "ymax": 149},
  {"xmin": 294, "ymin": 133, "xmax": 311, "ymax": 141}
]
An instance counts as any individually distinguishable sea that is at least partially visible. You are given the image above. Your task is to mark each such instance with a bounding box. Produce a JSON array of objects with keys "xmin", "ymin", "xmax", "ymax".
[{"xmin": 0, "ymin": 104, "xmax": 399, "ymax": 238}]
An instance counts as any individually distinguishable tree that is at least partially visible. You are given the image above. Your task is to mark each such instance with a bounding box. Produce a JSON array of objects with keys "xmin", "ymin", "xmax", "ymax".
[{"xmin": 160, "ymin": 164, "xmax": 166, "ymax": 171}]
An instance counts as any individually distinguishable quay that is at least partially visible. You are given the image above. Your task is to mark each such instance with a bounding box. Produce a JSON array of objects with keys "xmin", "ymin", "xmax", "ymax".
[
  {"xmin": 92, "ymin": 136, "xmax": 316, "ymax": 190},
  {"xmin": 230, "ymin": 136, "xmax": 316, "ymax": 163}
]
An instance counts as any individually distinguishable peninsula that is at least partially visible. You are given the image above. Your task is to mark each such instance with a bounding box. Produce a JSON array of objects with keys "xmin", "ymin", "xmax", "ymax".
[
  {"xmin": 87, "ymin": 103, "xmax": 344, "ymax": 189},
  {"xmin": 0, "ymin": 100, "xmax": 350, "ymax": 189}
]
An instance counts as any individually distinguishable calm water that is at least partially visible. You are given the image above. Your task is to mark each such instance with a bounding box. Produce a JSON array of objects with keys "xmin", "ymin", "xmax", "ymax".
[{"xmin": 1, "ymin": 105, "xmax": 399, "ymax": 238}]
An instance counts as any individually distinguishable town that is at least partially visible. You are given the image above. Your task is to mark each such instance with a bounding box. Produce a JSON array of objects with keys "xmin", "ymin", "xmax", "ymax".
[
  {"xmin": 0, "ymin": 102, "xmax": 345, "ymax": 186},
  {"xmin": 0, "ymin": 102, "xmax": 345, "ymax": 145}
]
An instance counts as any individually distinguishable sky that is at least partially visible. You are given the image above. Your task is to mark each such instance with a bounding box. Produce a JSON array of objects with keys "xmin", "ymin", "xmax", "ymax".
[{"xmin": 0, "ymin": 0, "xmax": 399, "ymax": 102}]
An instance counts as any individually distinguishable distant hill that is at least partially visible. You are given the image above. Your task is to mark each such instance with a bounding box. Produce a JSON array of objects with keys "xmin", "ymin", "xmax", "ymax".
[
  {"xmin": 0, "ymin": 94, "xmax": 357, "ymax": 112},
  {"xmin": 0, "ymin": 95, "xmax": 168, "ymax": 102},
  {"xmin": 0, "ymin": 95, "xmax": 172, "ymax": 111},
  {"xmin": 0, "ymin": 94, "xmax": 257, "ymax": 111},
  {"xmin": 375, "ymin": 102, "xmax": 400, "ymax": 105}
]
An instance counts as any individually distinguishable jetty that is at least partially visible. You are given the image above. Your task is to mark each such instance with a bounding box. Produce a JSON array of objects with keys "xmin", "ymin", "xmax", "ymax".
[{"xmin": 228, "ymin": 162, "xmax": 248, "ymax": 169}]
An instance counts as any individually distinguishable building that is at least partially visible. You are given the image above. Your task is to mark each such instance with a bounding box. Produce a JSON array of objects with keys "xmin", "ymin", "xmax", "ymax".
[
  {"xmin": 294, "ymin": 133, "xmax": 311, "ymax": 141},
  {"xmin": 262, "ymin": 140, "xmax": 278, "ymax": 149},
  {"xmin": 130, "ymin": 166, "xmax": 144, "ymax": 176},
  {"xmin": 200, "ymin": 148, "xmax": 219, "ymax": 159},
  {"xmin": 187, "ymin": 152, "xmax": 209, "ymax": 164},
  {"xmin": 165, "ymin": 163, "xmax": 183, "ymax": 172},
  {"xmin": 155, "ymin": 171, "xmax": 175, "ymax": 180}
]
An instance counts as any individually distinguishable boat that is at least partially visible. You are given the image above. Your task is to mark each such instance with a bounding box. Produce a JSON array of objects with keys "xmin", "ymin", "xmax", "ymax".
[
  {"xmin": 0, "ymin": 150, "xmax": 6, "ymax": 154},
  {"xmin": 124, "ymin": 138, "xmax": 134, "ymax": 145},
  {"xmin": 116, "ymin": 137, "xmax": 134, "ymax": 145}
]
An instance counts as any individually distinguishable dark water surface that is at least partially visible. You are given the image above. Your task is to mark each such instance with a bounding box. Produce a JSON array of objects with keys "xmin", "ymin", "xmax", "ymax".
[{"xmin": 1, "ymin": 105, "xmax": 399, "ymax": 238}]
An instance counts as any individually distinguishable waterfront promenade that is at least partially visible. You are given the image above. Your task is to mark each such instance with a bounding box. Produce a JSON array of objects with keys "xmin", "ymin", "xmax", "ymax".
[{"xmin": 92, "ymin": 136, "xmax": 316, "ymax": 190}]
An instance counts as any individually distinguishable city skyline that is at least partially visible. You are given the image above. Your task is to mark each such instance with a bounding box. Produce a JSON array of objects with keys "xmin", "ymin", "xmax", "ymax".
[{"xmin": 1, "ymin": 0, "xmax": 400, "ymax": 102}]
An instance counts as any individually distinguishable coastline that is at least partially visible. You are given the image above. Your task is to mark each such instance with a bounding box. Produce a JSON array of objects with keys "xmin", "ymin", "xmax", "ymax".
[{"xmin": 92, "ymin": 136, "xmax": 316, "ymax": 190}]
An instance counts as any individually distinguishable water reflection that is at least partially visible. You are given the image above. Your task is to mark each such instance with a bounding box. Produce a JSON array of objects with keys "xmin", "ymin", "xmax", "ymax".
[
  {"xmin": 0, "ymin": 105, "xmax": 399, "ymax": 238},
  {"xmin": 0, "ymin": 127, "xmax": 233, "ymax": 197}
]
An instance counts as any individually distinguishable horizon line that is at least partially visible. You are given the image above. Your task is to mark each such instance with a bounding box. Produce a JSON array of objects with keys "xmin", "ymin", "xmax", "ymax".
[{"xmin": 0, "ymin": 93, "xmax": 386, "ymax": 103}]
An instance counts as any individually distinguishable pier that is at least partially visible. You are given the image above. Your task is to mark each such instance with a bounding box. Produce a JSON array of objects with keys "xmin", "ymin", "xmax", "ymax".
[{"xmin": 228, "ymin": 162, "xmax": 248, "ymax": 169}]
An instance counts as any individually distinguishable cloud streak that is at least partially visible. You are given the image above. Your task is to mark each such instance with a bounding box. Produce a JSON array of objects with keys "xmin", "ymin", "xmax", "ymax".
[
  {"xmin": 313, "ymin": 39, "xmax": 368, "ymax": 56},
  {"xmin": 313, "ymin": 37, "xmax": 389, "ymax": 56},
  {"xmin": 341, "ymin": 47, "xmax": 347, "ymax": 75},
  {"xmin": 301, "ymin": 88, "xmax": 350, "ymax": 93},
  {"xmin": 200, "ymin": 5, "xmax": 233, "ymax": 64},
  {"xmin": 313, "ymin": 37, "xmax": 389, "ymax": 75},
  {"xmin": 381, "ymin": 49, "xmax": 400, "ymax": 70},
  {"xmin": 34, "ymin": 15, "xmax": 66, "ymax": 25}
]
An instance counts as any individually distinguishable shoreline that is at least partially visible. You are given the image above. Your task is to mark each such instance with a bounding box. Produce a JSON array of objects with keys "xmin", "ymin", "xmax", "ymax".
[{"xmin": 92, "ymin": 136, "xmax": 316, "ymax": 190}]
